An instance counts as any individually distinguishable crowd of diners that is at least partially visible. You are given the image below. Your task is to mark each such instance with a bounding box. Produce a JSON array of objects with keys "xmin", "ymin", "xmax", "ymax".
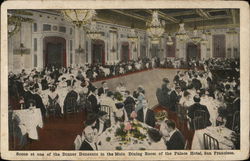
[{"xmin": 8, "ymin": 57, "xmax": 240, "ymax": 150}]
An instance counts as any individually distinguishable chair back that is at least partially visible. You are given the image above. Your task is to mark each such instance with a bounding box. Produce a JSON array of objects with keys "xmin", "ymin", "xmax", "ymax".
[
  {"xmin": 193, "ymin": 110, "xmax": 206, "ymax": 130},
  {"xmin": 74, "ymin": 135, "xmax": 82, "ymax": 150},
  {"xmin": 100, "ymin": 105, "xmax": 112, "ymax": 120},
  {"xmin": 203, "ymin": 133, "xmax": 219, "ymax": 149},
  {"xmin": 232, "ymin": 111, "xmax": 240, "ymax": 132},
  {"xmin": 65, "ymin": 96, "xmax": 77, "ymax": 113},
  {"xmin": 184, "ymin": 140, "xmax": 189, "ymax": 150}
]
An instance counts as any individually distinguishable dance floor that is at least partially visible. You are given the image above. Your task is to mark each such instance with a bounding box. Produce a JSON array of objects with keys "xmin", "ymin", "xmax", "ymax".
[{"xmin": 9, "ymin": 68, "xmax": 195, "ymax": 150}]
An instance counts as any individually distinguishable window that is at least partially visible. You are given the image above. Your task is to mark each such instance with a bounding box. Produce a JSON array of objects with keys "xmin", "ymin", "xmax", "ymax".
[
  {"xmin": 213, "ymin": 34, "xmax": 226, "ymax": 58},
  {"xmin": 34, "ymin": 38, "xmax": 37, "ymax": 51},
  {"xmin": 86, "ymin": 41, "xmax": 88, "ymax": 62},
  {"xmin": 33, "ymin": 23, "xmax": 37, "ymax": 32},
  {"xmin": 59, "ymin": 26, "xmax": 66, "ymax": 33},
  {"xmin": 43, "ymin": 24, "xmax": 51, "ymax": 31},
  {"xmin": 166, "ymin": 37, "xmax": 176, "ymax": 57},
  {"xmin": 70, "ymin": 28, "xmax": 73, "ymax": 35},
  {"xmin": 70, "ymin": 53, "xmax": 73, "ymax": 65},
  {"xmin": 70, "ymin": 40, "xmax": 72, "ymax": 51},
  {"xmin": 34, "ymin": 54, "xmax": 37, "ymax": 67}
]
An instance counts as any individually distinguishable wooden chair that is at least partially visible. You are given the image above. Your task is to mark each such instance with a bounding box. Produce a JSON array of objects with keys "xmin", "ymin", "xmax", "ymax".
[
  {"xmin": 64, "ymin": 97, "xmax": 77, "ymax": 118},
  {"xmin": 100, "ymin": 105, "xmax": 112, "ymax": 120},
  {"xmin": 232, "ymin": 111, "xmax": 240, "ymax": 132},
  {"xmin": 203, "ymin": 133, "xmax": 219, "ymax": 149},
  {"xmin": 184, "ymin": 140, "xmax": 189, "ymax": 150},
  {"xmin": 193, "ymin": 110, "xmax": 206, "ymax": 130}
]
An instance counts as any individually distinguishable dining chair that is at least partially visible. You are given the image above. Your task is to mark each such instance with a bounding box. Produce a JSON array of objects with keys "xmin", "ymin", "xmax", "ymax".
[
  {"xmin": 100, "ymin": 105, "xmax": 112, "ymax": 120},
  {"xmin": 64, "ymin": 96, "xmax": 77, "ymax": 119},
  {"xmin": 193, "ymin": 110, "xmax": 206, "ymax": 130},
  {"xmin": 232, "ymin": 111, "xmax": 240, "ymax": 132},
  {"xmin": 203, "ymin": 133, "xmax": 220, "ymax": 149}
]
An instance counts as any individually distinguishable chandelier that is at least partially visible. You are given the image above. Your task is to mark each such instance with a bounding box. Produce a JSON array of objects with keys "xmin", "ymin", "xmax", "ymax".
[
  {"xmin": 175, "ymin": 21, "xmax": 189, "ymax": 41},
  {"xmin": 147, "ymin": 11, "xmax": 165, "ymax": 42},
  {"xmin": 200, "ymin": 31, "xmax": 208, "ymax": 44},
  {"xmin": 8, "ymin": 11, "xmax": 33, "ymax": 37},
  {"xmin": 61, "ymin": 9, "xmax": 96, "ymax": 28},
  {"xmin": 128, "ymin": 28, "xmax": 138, "ymax": 43},
  {"xmin": 86, "ymin": 21, "xmax": 102, "ymax": 40},
  {"xmin": 166, "ymin": 34, "xmax": 174, "ymax": 46},
  {"xmin": 190, "ymin": 26, "xmax": 202, "ymax": 44},
  {"xmin": 150, "ymin": 37, "xmax": 160, "ymax": 44}
]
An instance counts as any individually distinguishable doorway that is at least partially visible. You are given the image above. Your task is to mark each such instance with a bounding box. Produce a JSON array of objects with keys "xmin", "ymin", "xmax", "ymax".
[
  {"xmin": 186, "ymin": 43, "xmax": 201, "ymax": 60},
  {"xmin": 92, "ymin": 40, "xmax": 105, "ymax": 64},
  {"xmin": 151, "ymin": 44, "xmax": 159, "ymax": 58},
  {"xmin": 43, "ymin": 36, "xmax": 66, "ymax": 68},
  {"xmin": 121, "ymin": 42, "xmax": 129, "ymax": 62}
]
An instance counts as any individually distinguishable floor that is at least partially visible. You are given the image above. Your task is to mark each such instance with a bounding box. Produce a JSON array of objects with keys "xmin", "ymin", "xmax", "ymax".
[{"xmin": 9, "ymin": 68, "xmax": 195, "ymax": 150}]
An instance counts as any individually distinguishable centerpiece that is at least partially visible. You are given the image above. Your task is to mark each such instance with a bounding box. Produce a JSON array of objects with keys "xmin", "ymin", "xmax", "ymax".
[{"xmin": 114, "ymin": 119, "xmax": 147, "ymax": 145}]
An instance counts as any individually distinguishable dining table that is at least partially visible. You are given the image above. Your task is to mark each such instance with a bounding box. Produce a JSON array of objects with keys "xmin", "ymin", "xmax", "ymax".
[
  {"xmin": 97, "ymin": 120, "xmax": 166, "ymax": 150},
  {"xmin": 191, "ymin": 126, "xmax": 235, "ymax": 150},
  {"xmin": 12, "ymin": 108, "xmax": 43, "ymax": 140}
]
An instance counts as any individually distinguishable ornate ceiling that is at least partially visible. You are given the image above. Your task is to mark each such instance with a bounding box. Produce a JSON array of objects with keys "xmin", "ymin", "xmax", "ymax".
[{"xmin": 15, "ymin": 9, "xmax": 240, "ymax": 32}]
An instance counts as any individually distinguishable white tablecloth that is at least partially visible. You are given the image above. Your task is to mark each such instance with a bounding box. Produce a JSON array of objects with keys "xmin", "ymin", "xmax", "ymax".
[
  {"xmin": 12, "ymin": 108, "xmax": 43, "ymax": 140},
  {"xmin": 191, "ymin": 126, "xmax": 234, "ymax": 150},
  {"xmin": 97, "ymin": 121, "xmax": 166, "ymax": 150}
]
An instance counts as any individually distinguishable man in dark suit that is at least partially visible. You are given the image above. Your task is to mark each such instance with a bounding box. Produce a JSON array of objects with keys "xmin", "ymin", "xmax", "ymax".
[
  {"xmin": 187, "ymin": 95, "xmax": 212, "ymax": 130},
  {"xmin": 98, "ymin": 81, "xmax": 109, "ymax": 96},
  {"xmin": 192, "ymin": 74, "xmax": 202, "ymax": 90},
  {"xmin": 66, "ymin": 75, "xmax": 76, "ymax": 87},
  {"xmin": 79, "ymin": 126, "xmax": 98, "ymax": 150},
  {"xmin": 63, "ymin": 86, "xmax": 78, "ymax": 114},
  {"xmin": 93, "ymin": 111, "xmax": 111, "ymax": 135},
  {"xmin": 123, "ymin": 90, "xmax": 136, "ymax": 119},
  {"xmin": 163, "ymin": 119, "xmax": 185, "ymax": 150},
  {"xmin": 32, "ymin": 88, "xmax": 46, "ymax": 117},
  {"xmin": 87, "ymin": 86, "xmax": 100, "ymax": 113},
  {"xmin": 169, "ymin": 86, "xmax": 182, "ymax": 112},
  {"xmin": 136, "ymin": 100, "xmax": 156, "ymax": 127},
  {"xmin": 41, "ymin": 76, "xmax": 49, "ymax": 90}
]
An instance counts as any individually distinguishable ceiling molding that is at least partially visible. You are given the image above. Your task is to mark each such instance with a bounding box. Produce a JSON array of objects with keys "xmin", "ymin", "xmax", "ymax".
[
  {"xmin": 146, "ymin": 10, "xmax": 178, "ymax": 23},
  {"xmin": 110, "ymin": 9, "xmax": 147, "ymax": 22}
]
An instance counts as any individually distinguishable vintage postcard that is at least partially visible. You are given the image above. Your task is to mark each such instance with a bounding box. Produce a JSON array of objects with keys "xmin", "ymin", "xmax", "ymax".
[{"xmin": 1, "ymin": 0, "xmax": 249, "ymax": 160}]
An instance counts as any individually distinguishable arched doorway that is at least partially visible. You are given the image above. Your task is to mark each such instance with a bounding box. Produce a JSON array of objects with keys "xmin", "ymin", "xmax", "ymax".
[
  {"xmin": 121, "ymin": 42, "xmax": 130, "ymax": 62},
  {"xmin": 186, "ymin": 42, "xmax": 201, "ymax": 60},
  {"xmin": 43, "ymin": 36, "xmax": 66, "ymax": 68},
  {"xmin": 92, "ymin": 40, "xmax": 105, "ymax": 65}
]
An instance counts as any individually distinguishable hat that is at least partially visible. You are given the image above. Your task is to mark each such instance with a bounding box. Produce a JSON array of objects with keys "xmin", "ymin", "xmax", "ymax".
[
  {"xmin": 163, "ymin": 78, "xmax": 169, "ymax": 83},
  {"xmin": 115, "ymin": 102, "xmax": 124, "ymax": 109},
  {"xmin": 89, "ymin": 86, "xmax": 97, "ymax": 92},
  {"xmin": 85, "ymin": 114, "xmax": 98, "ymax": 126},
  {"xmin": 193, "ymin": 95, "xmax": 201, "ymax": 103},
  {"xmin": 148, "ymin": 128, "xmax": 162, "ymax": 142},
  {"xmin": 107, "ymin": 91, "xmax": 114, "ymax": 97}
]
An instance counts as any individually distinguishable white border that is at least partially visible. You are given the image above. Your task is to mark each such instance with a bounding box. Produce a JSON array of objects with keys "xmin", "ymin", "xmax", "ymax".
[{"xmin": 1, "ymin": 0, "xmax": 249, "ymax": 160}]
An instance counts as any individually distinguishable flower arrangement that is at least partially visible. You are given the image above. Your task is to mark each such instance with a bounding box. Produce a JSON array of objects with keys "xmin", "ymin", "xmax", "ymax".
[
  {"xmin": 115, "ymin": 120, "xmax": 147, "ymax": 144},
  {"xmin": 114, "ymin": 92, "xmax": 123, "ymax": 101}
]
